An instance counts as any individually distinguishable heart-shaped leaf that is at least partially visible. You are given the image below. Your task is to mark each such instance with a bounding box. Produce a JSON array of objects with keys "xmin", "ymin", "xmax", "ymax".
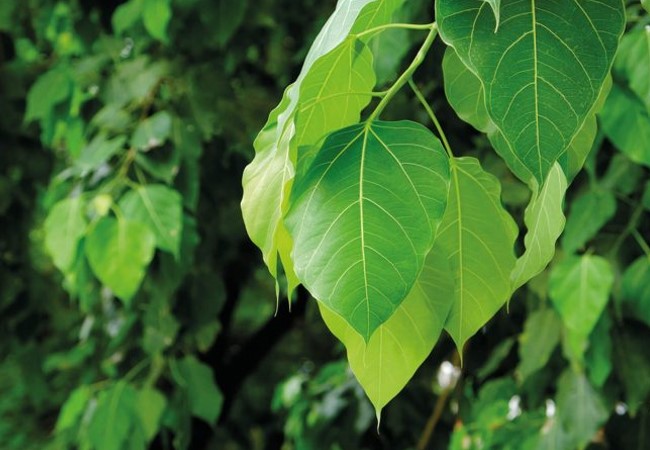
[{"xmin": 286, "ymin": 120, "xmax": 449, "ymax": 340}]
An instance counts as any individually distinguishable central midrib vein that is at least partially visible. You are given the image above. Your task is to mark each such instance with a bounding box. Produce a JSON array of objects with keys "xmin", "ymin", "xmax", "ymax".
[{"xmin": 531, "ymin": 0, "xmax": 542, "ymax": 179}]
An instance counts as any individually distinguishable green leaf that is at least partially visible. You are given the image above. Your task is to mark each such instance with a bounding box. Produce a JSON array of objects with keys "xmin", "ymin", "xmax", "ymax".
[
  {"xmin": 119, "ymin": 185, "xmax": 183, "ymax": 258},
  {"xmin": 241, "ymin": 0, "xmax": 402, "ymax": 298},
  {"xmin": 482, "ymin": 0, "xmax": 501, "ymax": 31},
  {"xmin": 439, "ymin": 157, "xmax": 518, "ymax": 352},
  {"xmin": 600, "ymin": 83, "xmax": 650, "ymax": 168},
  {"xmin": 55, "ymin": 385, "xmax": 91, "ymax": 431},
  {"xmin": 556, "ymin": 370, "xmax": 608, "ymax": 449},
  {"xmin": 88, "ymin": 382, "xmax": 137, "ymax": 450},
  {"xmin": 85, "ymin": 217, "xmax": 156, "ymax": 304},
  {"xmin": 75, "ymin": 134, "xmax": 127, "ymax": 175},
  {"xmin": 135, "ymin": 388, "xmax": 166, "ymax": 441},
  {"xmin": 436, "ymin": 0, "xmax": 624, "ymax": 184},
  {"xmin": 511, "ymin": 163, "xmax": 567, "ymax": 291},
  {"xmin": 132, "ymin": 111, "xmax": 173, "ymax": 151},
  {"xmin": 172, "ymin": 356, "xmax": 223, "ymax": 423},
  {"xmin": 643, "ymin": 0, "xmax": 650, "ymax": 13},
  {"xmin": 142, "ymin": 0, "xmax": 171, "ymax": 42},
  {"xmin": 112, "ymin": 0, "xmax": 143, "ymax": 36},
  {"xmin": 613, "ymin": 27, "xmax": 650, "ymax": 107},
  {"xmin": 319, "ymin": 246, "xmax": 454, "ymax": 414},
  {"xmin": 517, "ymin": 309, "xmax": 561, "ymax": 382},
  {"xmin": 286, "ymin": 121, "xmax": 449, "ymax": 340},
  {"xmin": 549, "ymin": 255, "xmax": 614, "ymax": 341},
  {"xmin": 25, "ymin": 66, "xmax": 71, "ymax": 123},
  {"xmin": 215, "ymin": 0, "xmax": 247, "ymax": 47},
  {"xmin": 442, "ymin": 47, "xmax": 598, "ymax": 183},
  {"xmin": 585, "ymin": 313, "xmax": 612, "ymax": 387},
  {"xmin": 561, "ymin": 188, "xmax": 616, "ymax": 254},
  {"xmin": 442, "ymin": 47, "xmax": 491, "ymax": 133},
  {"xmin": 620, "ymin": 257, "xmax": 650, "ymax": 327},
  {"xmin": 613, "ymin": 327, "xmax": 650, "ymax": 415},
  {"xmin": 44, "ymin": 197, "xmax": 87, "ymax": 273},
  {"xmin": 535, "ymin": 419, "xmax": 573, "ymax": 450}
]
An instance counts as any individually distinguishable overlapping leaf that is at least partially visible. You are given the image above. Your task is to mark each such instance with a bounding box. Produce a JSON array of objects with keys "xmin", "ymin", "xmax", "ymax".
[
  {"xmin": 44, "ymin": 197, "xmax": 87, "ymax": 273},
  {"xmin": 437, "ymin": 0, "xmax": 624, "ymax": 185},
  {"xmin": 437, "ymin": 157, "xmax": 518, "ymax": 352},
  {"xmin": 511, "ymin": 163, "xmax": 568, "ymax": 291},
  {"xmin": 286, "ymin": 121, "xmax": 449, "ymax": 340},
  {"xmin": 319, "ymin": 248, "xmax": 454, "ymax": 415},
  {"xmin": 241, "ymin": 0, "xmax": 403, "ymax": 297},
  {"xmin": 561, "ymin": 187, "xmax": 616, "ymax": 254}
]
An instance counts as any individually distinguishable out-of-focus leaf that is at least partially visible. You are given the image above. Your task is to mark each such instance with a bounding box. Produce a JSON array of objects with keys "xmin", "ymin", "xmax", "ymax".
[
  {"xmin": 55, "ymin": 385, "xmax": 91, "ymax": 431},
  {"xmin": 215, "ymin": 0, "xmax": 247, "ymax": 47},
  {"xmin": 25, "ymin": 66, "xmax": 71, "ymax": 123},
  {"xmin": 142, "ymin": 0, "xmax": 171, "ymax": 42},
  {"xmin": 75, "ymin": 134, "xmax": 126, "ymax": 174},
  {"xmin": 132, "ymin": 112, "xmax": 173, "ymax": 151},
  {"xmin": 549, "ymin": 255, "xmax": 613, "ymax": 344},
  {"xmin": 87, "ymin": 382, "xmax": 137, "ymax": 450},
  {"xmin": 85, "ymin": 217, "xmax": 156, "ymax": 304},
  {"xmin": 614, "ymin": 327, "xmax": 650, "ymax": 416},
  {"xmin": 119, "ymin": 184, "xmax": 182, "ymax": 258},
  {"xmin": 172, "ymin": 356, "xmax": 223, "ymax": 423},
  {"xmin": 44, "ymin": 197, "xmax": 87, "ymax": 273},
  {"xmin": 585, "ymin": 313, "xmax": 612, "ymax": 387},
  {"xmin": 556, "ymin": 370, "xmax": 608, "ymax": 449},
  {"xmin": 561, "ymin": 188, "xmax": 616, "ymax": 254},
  {"xmin": 136, "ymin": 388, "xmax": 167, "ymax": 441},
  {"xmin": 620, "ymin": 257, "xmax": 650, "ymax": 326},
  {"xmin": 517, "ymin": 309, "xmax": 561, "ymax": 382}
]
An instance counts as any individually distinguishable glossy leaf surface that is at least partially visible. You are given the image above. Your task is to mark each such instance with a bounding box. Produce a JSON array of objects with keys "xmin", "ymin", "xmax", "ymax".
[
  {"xmin": 511, "ymin": 163, "xmax": 567, "ymax": 291},
  {"xmin": 287, "ymin": 121, "xmax": 449, "ymax": 340},
  {"xmin": 319, "ymin": 248, "xmax": 454, "ymax": 414},
  {"xmin": 437, "ymin": 0, "xmax": 624, "ymax": 184}
]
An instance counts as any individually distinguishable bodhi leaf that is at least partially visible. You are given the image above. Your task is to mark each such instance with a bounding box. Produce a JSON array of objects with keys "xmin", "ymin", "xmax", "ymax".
[
  {"xmin": 556, "ymin": 370, "xmax": 608, "ymax": 449},
  {"xmin": 511, "ymin": 163, "xmax": 568, "ymax": 291},
  {"xmin": 119, "ymin": 184, "xmax": 183, "ymax": 258},
  {"xmin": 549, "ymin": 255, "xmax": 613, "ymax": 341},
  {"xmin": 44, "ymin": 197, "xmax": 87, "ymax": 273},
  {"xmin": 286, "ymin": 121, "xmax": 449, "ymax": 340},
  {"xmin": 172, "ymin": 356, "xmax": 223, "ymax": 423},
  {"xmin": 613, "ymin": 26, "xmax": 650, "ymax": 107},
  {"xmin": 442, "ymin": 47, "xmax": 600, "ymax": 183},
  {"xmin": 241, "ymin": 0, "xmax": 403, "ymax": 298},
  {"xmin": 436, "ymin": 0, "xmax": 625, "ymax": 185},
  {"xmin": 87, "ymin": 382, "xmax": 137, "ymax": 450},
  {"xmin": 517, "ymin": 309, "xmax": 562, "ymax": 382},
  {"xmin": 561, "ymin": 187, "xmax": 616, "ymax": 254},
  {"xmin": 438, "ymin": 157, "xmax": 518, "ymax": 353},
  {"xmin": 318, "ymin": 248, "xmax": 454, "ymax": 416},
  {"xmin": 620, "ymin": 257, "xmax": 650, "ymax": 327},
  {"xmin": 599, "ymin": 83, "xmax": 650, "ymax": 168},
  {"xmin": 142, "ymin": 0, "xmax": 171, "ymax": 42},
  {"xmin": 85, "ymin": 217, "xmax": 156, "ymax": 304}
]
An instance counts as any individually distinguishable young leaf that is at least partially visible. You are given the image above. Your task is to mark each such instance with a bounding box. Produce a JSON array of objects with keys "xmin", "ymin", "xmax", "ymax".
[
  {"xmin": 241, "ymin": 0, "xmax": 402, "ymax": 298},
  {"xmin": 172, "ymin": 356, "xmax": 223, "ymax": 423},
  {"xmin": 44, "ymin": 197, "xmax": 87, "ymax": 273},
  {"xmin": 439, "ymin": 157, "xmax": 518, "ymax": 353},
  {"xmin": 549, "ymin": 255, "xmax": 613, "ymax": 341},
  {"xmin": 119, "ymin": 184, "xmax": 183, "ymax": 258},
  {"xmin": 517, "ymin": 309, "xmax": 561, "ymax": 382},
  {"xmin": 319, "ymin": 248, "xmax": 454, "ymax": 416},
  {"xmin": 286, "ymin": 121, "xmax": 449, "ymax": 340},
  {"xmin": 561, "ymin": 188, "xmax": 616, "ymax": 254},
  {"xmin": 436, "ymin": 0, "xmax": 624, "ymax": 184},
  {"xmin": 556, "ymin": 370, "xmax": 608, "ymax": 449},
  {"xmin": 511, "ymin": 163, "xmax": 567, "ymax": 291},
  {"xmin": 85, "ymin": 217, "xmax": 156, "ymax": 304}
]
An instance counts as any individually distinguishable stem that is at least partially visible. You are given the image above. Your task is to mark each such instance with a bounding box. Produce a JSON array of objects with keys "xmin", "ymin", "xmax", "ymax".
[
  {"xmin": 355, "ymin": 22, "xmax": 435, "ymax": 39},
  {"xmin": 367, "ymin": 23, "xmax": 438, "ymax": 123},
  {"xmin": 609, "ymin": 204, "xmax": 644, "ymax": 257},
  {"xmin": 416, "ymin": 388, "xmax": 451, "ymax": 450},
  {"xmin": 632, "ymin": 229, "xmax": 650, "ymax": 258},
  {"xmin": 408, "ymin": 79, "xmax": 454, "ymax": 158}
]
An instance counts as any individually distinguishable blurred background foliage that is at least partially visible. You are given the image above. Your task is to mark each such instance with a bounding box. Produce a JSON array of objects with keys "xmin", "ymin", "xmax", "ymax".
[{"xmin": 0, "ymin": 1, "xmax": 649, "ymax": 449}]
